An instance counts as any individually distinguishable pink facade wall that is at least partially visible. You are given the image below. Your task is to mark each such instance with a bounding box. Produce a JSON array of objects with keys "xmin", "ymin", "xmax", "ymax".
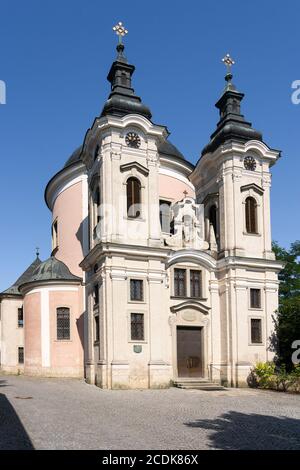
[
  {"xmin": 52, "ymin": 181, "xmax": 84, "ymax": 277},
  {"xmin": 24, "ymin": 292, "xmax": 41, "ymax": 369},
  {"xmin": 23, "ymin": 286, "xmax": 84, "ymax": 377},
  {"xmin": 159, "ymin": 174, "xmax": 195, "ymax": 202},
  {"xmin": 49, "ymin": 288, "xmax": 84, "ymax": 373}
]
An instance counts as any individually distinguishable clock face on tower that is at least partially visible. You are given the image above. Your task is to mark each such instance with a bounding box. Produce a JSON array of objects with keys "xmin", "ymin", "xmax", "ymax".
[
  {"xmin": 125, "ymin": 132, "xmax": 141, "ymax": 149},
  {"xmin": 244, "ymin": 155, "xmax": 256, "ymax": 171}
]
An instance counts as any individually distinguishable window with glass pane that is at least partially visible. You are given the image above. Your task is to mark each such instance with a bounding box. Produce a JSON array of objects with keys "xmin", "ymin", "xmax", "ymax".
[
  {"xmin": 127, "ymin": 177, "xmax": 141, "ymax": 218},
  {"xmin": 245, "ymin": 197, "xmax": 257, "ymax": 233},
  {"xmin": 190, "ymin": 270, "xmax": 202, "ymax": 298},
  {"xmin": 94, "ymin": 315, "xmax": 99, "ymax": 342},
  {"xmin": 174, "ymin": 269, "xmax": 186, "ymax": 297},
  {"xmin": 251, "ymin": 318, "xmax": 262, "ymax": 343},
  {"xmin": 18, "ymin": 307, "xmax": 24, "ymax": 328},
  {"xmin": 130, "ymin": 279, "xmax": 144, "ymax": 301},
  {"xmin": 131, "ymin": 313, "xmax": 144, "ymax": 341},
  {"xmin": 250, "ymin": 288, "xmax": 261, "ymax": 309},
  {"xmin": 18, "ymin": 347, "xmax": 24, "ymax": 364},
  {"xmin": 52, "ymin": 220, "xmax": 58, "ymax": 250},
  {"xmin": 57, "ymin": 307, "xmax": 70, "ymax": 340},
  {"xmin": 159, "ymin": 200, "xmax": 172, "ymax": 233},
  {"xmin": 209, "ymin": 205, "xmax": 218, "ymax": 239},
  {"xmin": 93, "ymin": 284, "xmax": 99, "ymax": 306}
]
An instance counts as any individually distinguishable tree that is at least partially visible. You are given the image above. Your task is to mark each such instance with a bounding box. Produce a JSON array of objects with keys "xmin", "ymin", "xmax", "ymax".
[{"xmin": 272, "ymin": 241, "xmax": 300, "ymax": 369}]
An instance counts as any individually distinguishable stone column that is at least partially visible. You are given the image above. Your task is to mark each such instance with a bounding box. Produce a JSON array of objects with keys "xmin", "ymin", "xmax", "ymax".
[
  {"xmin": 85, "ymin": 285, "xmax": 95, "ymax": 384},
  {"xmin": 148, "ymin": 261, "xmax": 171, "ymax": 388},
  {"xmin": 147, "ymin": 151, "xmax": 161, "ymax": 246},
  {"xmin": 209, "ymin": 277, "xmax": 221, "ymax": 382},
  {"xmin": 110, "ymin": 260, "xmax": 129, "ymax": 389}
]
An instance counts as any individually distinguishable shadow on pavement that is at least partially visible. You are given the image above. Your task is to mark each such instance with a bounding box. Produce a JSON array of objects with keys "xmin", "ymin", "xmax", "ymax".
[
  {"xmin": 185, "ymin": 410, "xmax": 300, "ymax": 450},
  {"xmin": 0, "ymin": 393, "xmax": 34, "ymax": 449}
]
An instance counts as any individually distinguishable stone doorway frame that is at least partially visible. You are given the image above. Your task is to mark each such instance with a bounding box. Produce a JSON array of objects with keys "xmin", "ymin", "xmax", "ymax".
[{"xmin": 169, "ymin": 300, "xmax": 211, "ymax": 381}]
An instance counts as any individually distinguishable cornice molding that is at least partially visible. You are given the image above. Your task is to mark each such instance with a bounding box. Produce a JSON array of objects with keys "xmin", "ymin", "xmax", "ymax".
[
  {"xmin": 120, "ymin": 161, "xmax": 149, "ymax": 177},
  {"xmin": 170, "ymin": 299, "xmax": 211, "ymax": 315}
]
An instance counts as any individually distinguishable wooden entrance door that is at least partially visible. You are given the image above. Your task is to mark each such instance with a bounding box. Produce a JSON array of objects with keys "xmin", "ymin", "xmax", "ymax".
[{"xmin": 177, "ymin": 326, "xmax": 202, "ymax": 377}]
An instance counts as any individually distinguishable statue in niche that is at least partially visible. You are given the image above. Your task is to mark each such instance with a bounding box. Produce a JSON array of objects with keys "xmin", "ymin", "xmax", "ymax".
[{"xmin": 163, "ymin": 196, "xmax": 209, "ymax": 250}]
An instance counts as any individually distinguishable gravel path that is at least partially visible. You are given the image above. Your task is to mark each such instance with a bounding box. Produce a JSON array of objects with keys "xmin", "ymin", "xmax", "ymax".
[{"xmin": 0, "ymin": 375, "xmax": 300, "ymax": 450}]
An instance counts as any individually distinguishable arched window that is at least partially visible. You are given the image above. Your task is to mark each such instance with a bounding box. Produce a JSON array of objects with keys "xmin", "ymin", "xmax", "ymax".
[
  {"xmin": 245, "ymin": 197, "xmax": 257, "ymax": 234},
  {"xmin": 127, "ymin": 177, "xmax": 141, "ymax": 218},
  {"xmin": 209, "ymin": 205, "xmax": 218, "ymax": 239},
  {"xmin": 56, "ymin": 307, "xmax": 70, "ymax": 340}
]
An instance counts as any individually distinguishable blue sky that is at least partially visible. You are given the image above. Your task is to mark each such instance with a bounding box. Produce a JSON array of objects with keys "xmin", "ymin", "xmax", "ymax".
[{"xmin": 0, "ymin": 0, "xmax": 299, "ymax": 291}]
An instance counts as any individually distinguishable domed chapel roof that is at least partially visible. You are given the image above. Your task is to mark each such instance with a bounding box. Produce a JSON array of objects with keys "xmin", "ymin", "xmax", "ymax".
[{"xmin": 19, "ymin": 256, "xmax": 81, "ymax": 290}]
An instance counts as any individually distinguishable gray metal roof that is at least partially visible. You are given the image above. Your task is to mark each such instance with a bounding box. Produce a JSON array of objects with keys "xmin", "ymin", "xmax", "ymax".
[
  {"xmin": 20, "ymin": 256, "xmax": 81, "ymax": 288},
  {"xmin": 63, "ymin": 145, "xmax": 83, "ymax": 168},
  {"xmin": 0, "ymin": 257, "xmax": 42, "ymax": 297},
  {"xmin": 158, "ymin": 140, "xmax": 186, "ymax": 161}
]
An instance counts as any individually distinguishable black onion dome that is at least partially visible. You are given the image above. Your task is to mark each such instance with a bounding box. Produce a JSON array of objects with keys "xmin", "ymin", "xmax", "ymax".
[
  {"xmin": 101, "ymin": 43, "xmax": 152, "ymax": 120},
  {"xmin": 201, "ymin": 74, "xmax": 262, "ymax": 156}
]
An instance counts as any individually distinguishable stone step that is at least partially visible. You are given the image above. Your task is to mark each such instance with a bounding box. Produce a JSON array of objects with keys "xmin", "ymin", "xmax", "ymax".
[{"xmin": 174, "ymin": 379, "xmax": 226, "ymax": 391}]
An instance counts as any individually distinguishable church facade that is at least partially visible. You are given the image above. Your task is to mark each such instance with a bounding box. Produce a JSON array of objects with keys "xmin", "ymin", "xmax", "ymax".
[{"xmin": 0, "ymin": 28, "xmax": 283, "ymax": 388}]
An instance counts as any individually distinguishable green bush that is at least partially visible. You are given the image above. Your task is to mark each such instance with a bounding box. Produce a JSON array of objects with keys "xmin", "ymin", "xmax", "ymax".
[
  {"xmin": 253, "ymin": 362, "xmax": 275, "ymax": 388},
  {"xmin": 250, "ymin": 362, "xmax": 300, "ymax": 392}
]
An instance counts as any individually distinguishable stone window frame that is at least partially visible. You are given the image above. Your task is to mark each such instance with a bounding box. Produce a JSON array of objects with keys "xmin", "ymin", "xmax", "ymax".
[
  {"xmin": 159, "ymin": 197, "xmax": 174, "ymax": 235},
  {"xmin": 241, "ymin": 186, "xmax": 263, "ymax": 237},
  {"xmin": 127, "ymin": 308, "xmax": 148, "ymax": 344},
  {"xmin": 17, "ymin": 307, "xmax": 24, "ymax": 328},
  {"xmin": 121, "ymin": 165, "xmax": 148, "ymax": 222},
  {"xmin": 128, "ymin": 277, "xmax": 146, "ymax": 304},
  {"xmin": 55, "ymin": 305, "xmax": 72, "ymax": 342},
  {"xmin": 94, "ymin": 313, "xmax": 100, "ymax": 344},
  {"xmin": 248, "ymin": 315, "xmax": 264, "ymax": 346},
  {"xmin": 51, "ymin": 218, "xmax": 59, "ymax": 253},
  {"xmin": 249, "ymin": 287, "xmax": 263, "ymax": 311},
  {"xmin": 171, "ymin": 265, "xmax": 206, "ymax": 300},
  {"xmin": 89, "ymin": 174, "xmax": 101, "ymax": 237},
  {"xmin": 122, "ymin": 173, "xmax": 145, "ymax": 221}
]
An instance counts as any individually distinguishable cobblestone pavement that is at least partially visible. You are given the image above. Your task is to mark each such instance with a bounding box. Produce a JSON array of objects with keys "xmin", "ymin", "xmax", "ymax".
[{"xmin": 0, "ymin": 375, "xmax": 300, "ymax": 450}]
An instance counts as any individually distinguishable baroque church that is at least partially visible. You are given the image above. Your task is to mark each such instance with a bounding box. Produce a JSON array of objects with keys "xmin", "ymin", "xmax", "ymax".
[{"xmin": 0, "ymin": 24, "xmax": 283, "ymax": 388}]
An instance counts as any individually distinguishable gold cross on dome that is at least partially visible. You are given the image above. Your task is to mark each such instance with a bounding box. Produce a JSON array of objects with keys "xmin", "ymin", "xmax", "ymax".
[
  {"xmin": 222, "ymin": 53, "xmax": 235, "ymax": 73},
  {"xmin": 183, "ymin": 190, "xmax": 188, "ymax": 197},
  {"xmin": 113, "ymin": 22, "xmax": 128, "ymax": 44}
]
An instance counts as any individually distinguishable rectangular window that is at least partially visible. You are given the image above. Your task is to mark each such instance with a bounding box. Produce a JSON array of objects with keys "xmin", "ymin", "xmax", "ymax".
[
  {"xmin": 57, "ymin": 307, "xmax": 70, "ymax": 340},
  {"xmin": 159, "ymin": 200, "xmax": 172, "ymax": 233},
  {"xmin": 190, "ymin": 270, "xmax": 202, "ymax": 298},
  {"xmin": 250, "ymin": 288, "xmax": 261, "ymax": 309},
  {"xmin": 94, "ymin": 315, "xmax": 99, "ymax": 342},
  {"xmin": 52, "ymin": 220, "xmax": 58, "ymax": 250},
  {"xmin": 251, "ymin": 318, "xmax": 262, "ymax": 344},
  {"xmin": 18, "ymin": 347, "xmax": 24, "ymax": 364},
  {"xmin": 93, "ymin": 284, "xmax": 99, "ymax": 306},
  {"xmin": 18, "ymin": 307, "xmax": 24, "ymax": 328},
  {"xmin": 131, "ymin": 313, "xmax": 144, "ymax": 341},
  {"xmin": 130, "ymin": 279, "xmax": 144, "ymax": 302},
  {"xmin": 174, "ymin": 269, "xmax": 186, "ymax": 297}
]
